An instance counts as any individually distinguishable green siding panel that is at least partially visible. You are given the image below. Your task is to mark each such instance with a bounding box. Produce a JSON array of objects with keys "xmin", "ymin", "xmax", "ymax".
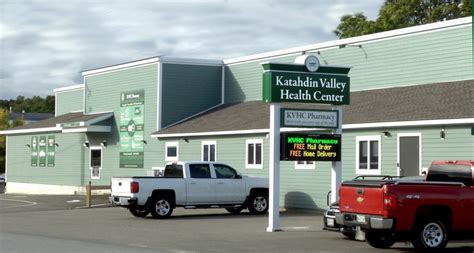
[
  {"xmin": 226, "ymin": 26, "xmax": 473, "ymax": 103},
  {"xmin": 161, "ymin": 63, "xmax": 222, "ymax": 128},
  {"xmin": 6, "ymin": 133, "xmax": 86, "ymax": 186},
  {"xmin": 56, "ymin": 89, "xmax": 84, "ymax": 116}
]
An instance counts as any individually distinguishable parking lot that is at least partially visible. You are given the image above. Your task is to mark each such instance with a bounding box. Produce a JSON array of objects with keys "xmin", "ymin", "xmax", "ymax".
[{"xmin": 1, "ymin": 194, "xmax": 474, "ymax": 253}]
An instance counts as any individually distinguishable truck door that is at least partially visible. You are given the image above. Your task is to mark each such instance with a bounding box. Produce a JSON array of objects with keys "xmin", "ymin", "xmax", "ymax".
[
  {"xmin": 213, "ymin": 164, "xmax": 246, "ymax": 204},
  {"xmin": 186, "ymin": 164, "xmax": 215, "ymax": 204}
]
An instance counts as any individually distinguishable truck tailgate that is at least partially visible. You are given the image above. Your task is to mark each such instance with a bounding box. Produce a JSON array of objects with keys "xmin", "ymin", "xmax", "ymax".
[
  {"xmin": 339, "ymin": 181, "xmax": 387, "ymax": 216},
  {"xmin": 111, "ymin": 177, "xmax": 133, "ymax": 197}
]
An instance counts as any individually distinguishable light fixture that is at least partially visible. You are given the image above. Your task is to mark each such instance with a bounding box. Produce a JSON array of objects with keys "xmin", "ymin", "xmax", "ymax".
[
  {"xmin": 142, "ymin": 140, "xmax": 147, "ymax": 144},
  {"xmin": 101, "ymin": 141, "xmax": 107, "ymax": 148},
  {"xmin": 382, "ymin": 131, "xmax": 391, "ymax": 138},
  {"xmin": 339, "ymin": 44, "xmax": 362, "ymax": 49},
  {"xmin": 183, "ymin": 138, "xmax": 189, "ymax": 143},
  {"xmin": 26, "ymin": 144, "xmax": 31, "ymax": 148},
  {"xmin": 83, "ymin": 141, "xmax": 90, "ymax": 148},
  {"xmin": 440, "ymin": 128, "xmax": 446, "ymax": 140},
  {"xmin": 54, "ymin": 143, "xmax": 59, "ymax": 147}
]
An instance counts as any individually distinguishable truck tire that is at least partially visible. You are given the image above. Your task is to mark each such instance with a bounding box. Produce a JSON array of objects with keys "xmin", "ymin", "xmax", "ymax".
[
  {"xmin": 225, "ymin": 207, "xmax": 243, "ymax": 214},
  {"xmin": 248, "ymin": 192, "xmax": 269, "ymax": 214},
  {"xmin": 411, "ymin": 219, "xmax": 448, "ymax": 250},
  {"xmin": 129, "ymin": 205, "xmax": 149, "ymax": 218},
  {"xmin": 149, "ymin": 196, "xmax": 173, "ymax": 219},
  {"xmin": 365, "ymin": 230, "xmax": 395, "ymax": 249}
]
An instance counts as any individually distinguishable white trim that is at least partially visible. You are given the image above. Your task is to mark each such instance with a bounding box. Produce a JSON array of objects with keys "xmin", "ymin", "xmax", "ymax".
[
  {"xmin": 89, "ymin": 146, "xmax": 103, "ymax": 180},
  {"xmin": 221, "ymin": 65, "xmax": 225, "ymax": 104},
  {"xmin": 224, "ymin": 17, "xmax": 471, "ymax": 65},
  {"xmin": 5, "ymin": 182, "xmax": 84, "ymax": 195},
  {"xmin": 245, "ymin": 139, "xmax": 264, "ymax": 169},
  {"xmin": 61, "ymin": 126, "xmax": 111, "ymax": 133},
  {"xmin": 165, "ymin": 142, "xmax": 179, "ymax": 162},
  {"xmin": 343, "ymin": 118, "xmax": 474, "ymax": 129},
  {"xmin": 201, "ymin": 140, "xmax": 217, "ymax": 162},
  {"xmin": 0, "ymin": 127, "xmax": 62, "ymax": 135},
  {"xmin": 53, "ymin": 84, "xmax": 85, "ymax": 93},
  {"xmin": 157, "ymin": 62, "xmax": 162, "ymax": 131},
  {"xmin": 54, "ymin": 92, "xmax": 58, "ymax": 117},
  {"xmin": 159, "ymin": 56, "xmax": 223, "ymax": 66},
  {"xmin": 152, "ymin": 127, "xmax": 327, "ymax": 138},
  {"xmin": 82, "ymin": 57, "xmax": 159, "ymax": 76},
  {"xmin": 397, "ymin": 133, "xmax": 422, "ymax": 177},
  {"xmin": 83, "ymin": 76, "xmax": 86, "ymax": 114},
  {"xmin": 355, "ymin": 135, "xmax": 382, "ymax": 175},
  {"xmin": 295, "ymin": 161, "xmax": 316, "ymax": 170}
]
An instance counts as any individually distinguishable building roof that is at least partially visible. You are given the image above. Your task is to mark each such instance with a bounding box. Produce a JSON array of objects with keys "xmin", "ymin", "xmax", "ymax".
[
  {"xmin": 8, "ymin": 112, "xmax": 54, "ymax": 122},
  {"xmin": 0, "ymin": 112, "xmax": 114, "ymax": 135},
  {"xmin": 153, "ymin": 80, "xmax": 473, "ymax": 137}
]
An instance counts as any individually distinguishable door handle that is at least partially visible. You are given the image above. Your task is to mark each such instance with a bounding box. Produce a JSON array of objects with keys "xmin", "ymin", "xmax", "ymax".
[
  {"xmin": 189, "ymin": 182, "xmax": 196, "ymax": 185},
  {"xmin": 217, "ymin": 182, "xmax": 224, "ymax": 185}
]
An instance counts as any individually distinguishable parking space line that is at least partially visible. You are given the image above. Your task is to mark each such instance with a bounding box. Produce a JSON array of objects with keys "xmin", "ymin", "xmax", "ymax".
[{"xmin": 0, "ymin": 198, "xmax": 37, "ymax": 209}]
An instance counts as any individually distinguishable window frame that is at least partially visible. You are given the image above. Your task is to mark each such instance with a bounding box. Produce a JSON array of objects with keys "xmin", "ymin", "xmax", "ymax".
[
  {"xmin": 89, "ymin": 146, "xmax": 102, "ymax": 180},
  {"xmin": 201, "ymin": 140, "xmax": 217, "ymax": 162},
  {"xmin": 165, "ymin": 142, "xmax": 179, "ymax": 162},
  {"xmin": 295, "ymin": 161, "xmax": 316, "ymax": 170},
  {"xmin": 245, "ymin": 139, "xmax": 263, "ymax": 169},
  {"xmin": 355, "ymin": 135, "xmax": 382, "ymax": 175}
]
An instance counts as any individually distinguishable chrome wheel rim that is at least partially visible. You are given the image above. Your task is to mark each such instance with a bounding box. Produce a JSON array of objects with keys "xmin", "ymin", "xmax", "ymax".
[
  {"xmin": 422, "ymin": 222, "xmax": 444, "ymax": 248},
  {"xmin": 156, "ymin": 199, "xmax": 170, "ymax": 216},
  {"xmin": 253, "ymin": 196, "xmax": 267, "ymax": 212}
]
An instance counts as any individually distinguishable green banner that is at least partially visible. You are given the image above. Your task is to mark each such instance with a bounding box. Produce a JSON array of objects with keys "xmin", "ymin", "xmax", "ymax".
[
  {"xmin": 263, "ymin": 71, "xmax": 350, "ymax": 105},
  {"xmin": 47, "ymin": 135, "xmax": 55, "ymax": 167},
  {"xmin": 119, "ymin": 90, "xmax": 145, "ymax": 168},
  {"xmin": 38, "ymin": 136, "xmax": 47, "ymax": 167},
  {"xmin": 31, "ymin": 136, "xmax": 38, "ymax": 166}
]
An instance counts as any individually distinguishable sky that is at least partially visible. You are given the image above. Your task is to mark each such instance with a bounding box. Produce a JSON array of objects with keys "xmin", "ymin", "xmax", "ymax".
[{"xmin": 0, "ymin": 0, "xmax": 384, "ymax": 99}]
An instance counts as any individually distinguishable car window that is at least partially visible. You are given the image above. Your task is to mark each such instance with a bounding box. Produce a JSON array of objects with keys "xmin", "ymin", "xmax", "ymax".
[
  {"xmin": 214, "ymin": 164, "xmax": 238, "ymax": 179},
  {"xmin": 163, "ymin": 164, "xmax": 183, "ymax": 178},
  {"xmin": 189, "ymin": 164, "xmax": 211, "ymax": 179}
]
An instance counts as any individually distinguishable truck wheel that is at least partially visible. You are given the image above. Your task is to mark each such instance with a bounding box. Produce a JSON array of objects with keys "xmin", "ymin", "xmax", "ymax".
[
  {"xmin": 129, "ymin": 205, "xmax": 149, "ymax": 218},
  {"xmin": 248, "ymin": 192, "xmax": 268, "ymax": 214},
  {"xmin": 150, "ymin": 196, "xmax": 173, "ymax": 219},
  {"xmin": 365, "ymin": 230, "xmax": 395, "ymax": 249},
  {"xmin": 225, "ymin": 207, "xmax": 243, "ymax": 214},
  {"xmin": 411, "ymin": 219, "xmax": 448, "ymax": 250}
]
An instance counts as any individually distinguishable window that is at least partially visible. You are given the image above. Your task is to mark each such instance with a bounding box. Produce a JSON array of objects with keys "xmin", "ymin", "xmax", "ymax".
[
  {"xmin": 165, "ymin": 142, "xmax": 179, "ymax": 161},
  {"xmin": 189, "ymin": 164, "xmax": 211, "ymax": 179},
  {"xmin": 295, "ymin": 161, "xmax": 315, "ymax": 169},
  {"xmin": 356, "ymin": 136, "xmax": 381, "ymax": 175},
  {"xmin": 246, "ymin": 139, "xmax": 263, "ymax": 169},
  {"xmin": 214, "ymin": 164, "xmax": 239, "ymax": 179},
  {"xmin": 202, "ymin": 141, "xmax": 216, "ymax": 162},
  {"xmin": 163, "ymin": 164, "xmax": 183, "ymax": 178}
]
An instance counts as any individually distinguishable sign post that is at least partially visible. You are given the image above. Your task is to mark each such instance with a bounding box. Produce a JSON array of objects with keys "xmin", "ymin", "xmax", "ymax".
[
  {"xmin": 267, "ymin": 104, "xmax": 281, "ymax": 232},
  {"xmin": 262, "ymin": 55, "xmax": 351, "ymax": 232}
]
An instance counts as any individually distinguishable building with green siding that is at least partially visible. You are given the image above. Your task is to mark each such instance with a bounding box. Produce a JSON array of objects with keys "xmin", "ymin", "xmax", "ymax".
[{"xmin": 1, "ymin": 17, "xmax": 472, "ymax": 210}]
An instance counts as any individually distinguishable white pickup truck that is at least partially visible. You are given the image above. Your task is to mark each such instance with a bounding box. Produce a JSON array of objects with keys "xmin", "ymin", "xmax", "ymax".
[{"xmin": 110, "ymin": 161, "xmax": 269, "ymax": 218}]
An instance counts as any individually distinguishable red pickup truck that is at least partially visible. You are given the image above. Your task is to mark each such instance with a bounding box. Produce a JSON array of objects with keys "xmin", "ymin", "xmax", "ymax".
[{"xmin": 335, "ymin": 161, "xmax": 474, "ymax": 250}]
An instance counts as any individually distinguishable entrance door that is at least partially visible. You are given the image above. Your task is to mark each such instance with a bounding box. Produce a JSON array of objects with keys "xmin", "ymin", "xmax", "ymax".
[{"xmin": 398, "ymin": 134, "xmax": 421, "ymax": 177}]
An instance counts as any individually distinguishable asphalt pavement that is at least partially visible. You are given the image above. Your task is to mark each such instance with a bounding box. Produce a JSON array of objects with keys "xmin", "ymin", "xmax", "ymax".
[{"xmin": 1, "ymin": 194, "xmax": 474, "ymax": 253}]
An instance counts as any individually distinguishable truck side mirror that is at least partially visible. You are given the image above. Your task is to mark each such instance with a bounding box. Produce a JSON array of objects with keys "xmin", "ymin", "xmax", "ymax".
[{"xmin": 235, "ymin": 174, "xmax": 242, "ymax": 179}]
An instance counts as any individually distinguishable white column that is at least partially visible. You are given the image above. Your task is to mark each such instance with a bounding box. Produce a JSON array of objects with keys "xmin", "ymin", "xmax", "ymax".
[
  {"xmin": 331, "ymin": 106, "xmax": 343, "ymax": 203},
  {"xmin": 267, "ymin": 103, "xmax": 281, "ymax": 232}
]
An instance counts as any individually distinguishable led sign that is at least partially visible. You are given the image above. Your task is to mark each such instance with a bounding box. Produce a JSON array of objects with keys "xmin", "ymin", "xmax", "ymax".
[{"xmin": 280, "ymin": 133, "xmax": 341, "ymax": 161}]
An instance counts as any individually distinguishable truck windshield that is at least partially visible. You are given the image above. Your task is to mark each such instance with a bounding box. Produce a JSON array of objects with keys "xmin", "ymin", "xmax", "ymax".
[
  {"xmin": 427, "ymin": 164, "xmax": 471, "ymax": 186},
  {"xmin": 163, "ymin": 164, "xmax": 184, "ymax": 178}
]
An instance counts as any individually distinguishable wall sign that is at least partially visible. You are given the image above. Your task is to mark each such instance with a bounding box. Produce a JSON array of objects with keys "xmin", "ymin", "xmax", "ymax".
[
  {"xmin": 119, "ymin": 89, "xmax": 145, "ymax": 168},
  {"xmin": 38, "ymin": 136, "xmax": 47, "ymax": 167},
  {"xmin": 262, "ymin": 62, "xmax": 350, "ymax": 105},
  {"xmin": 280, "ymin": 133, "xmax": 341, "ymax": 161},
  {"xmin": 281, "ymin": 109, "xmax": 338, "ymax": 128},
  {"xmin": 31, "ymin": 136, "xmax": 38, "ymax": 166},
  {"xmin": 47, "ymin": 135, "xmax": 55, "ymax": 167}
]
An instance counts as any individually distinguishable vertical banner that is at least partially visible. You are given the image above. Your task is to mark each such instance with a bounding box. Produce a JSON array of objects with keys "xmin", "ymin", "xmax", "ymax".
[
  {"xmin": 119, "ymin": 89, "xmax": 145, "ymax": 168},
  {"xmin": 47, "ymin": 135, "xmax": 55, "ymax": 167},
  {"xmin": 38, "ymin": 136, "xmax": 47, "ymax": 167},
  {"xmin": 31, "ymin": 136, "xmax": 38, "ymax": 167}
]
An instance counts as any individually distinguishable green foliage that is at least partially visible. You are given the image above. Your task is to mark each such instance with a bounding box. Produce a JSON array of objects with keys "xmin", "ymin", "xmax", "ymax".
[
  {"xmin": 0, "ymin": 95, "xmax": 55, "ymax": 113},
  {"xmin": 334, "ymin": 0, "xmax": 472, "ymax": 39}
]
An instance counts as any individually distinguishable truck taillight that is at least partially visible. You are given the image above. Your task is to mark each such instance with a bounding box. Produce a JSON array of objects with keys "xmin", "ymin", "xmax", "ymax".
[
  {"xmin": 131, "ymin": 182, "xmax": 139, "ymax": 193},
  {"xmin": 383, "ymin": 191, "xmax": 397, "ymax": 217}
]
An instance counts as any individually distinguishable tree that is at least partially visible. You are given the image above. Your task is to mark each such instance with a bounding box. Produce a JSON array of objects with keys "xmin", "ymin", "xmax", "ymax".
[{"xmin": 334, "ymin": 0, "xmax": 472, "ymax": 39}]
